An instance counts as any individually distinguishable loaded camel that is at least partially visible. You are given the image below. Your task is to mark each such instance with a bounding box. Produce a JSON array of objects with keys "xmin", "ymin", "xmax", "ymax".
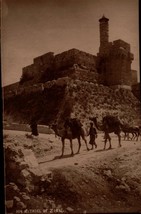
[
  {"xmin": 51, "ymin": 118, "xmax": 89, "ymax": 157},
  {"xmin": 89, "ymin": 116, "xmax": 122, "ymax": 149}
]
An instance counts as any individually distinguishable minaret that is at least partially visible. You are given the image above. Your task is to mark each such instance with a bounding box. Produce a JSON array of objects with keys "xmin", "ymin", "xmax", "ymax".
[{"xmin": 99, "ymin": 15, "xmax": 109, "ymax": 54}]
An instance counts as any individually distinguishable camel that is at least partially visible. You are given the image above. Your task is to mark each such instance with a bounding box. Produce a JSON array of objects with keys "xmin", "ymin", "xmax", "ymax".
[
  {"xmin": 51, "ymin": 118, "xmax": 89, "ymax": 157},
  {"xmin": 130, "ymin": 126, "xmax": 140, "ymax": 141},
  {"xmin": 121, "ymin": 125, "xmax": 140, "ymax": 141},
  {"xmin": 89, "ymin": 116, "xmax": 122, "ymax": 149}
]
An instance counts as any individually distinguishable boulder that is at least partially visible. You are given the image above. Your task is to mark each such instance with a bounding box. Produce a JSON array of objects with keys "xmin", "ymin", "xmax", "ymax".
[
  {"xmin": 103, "ymin": 169, "xmax": 113, "ymax": 178},
  {"xmin": 23, "ymin": 149, "xmax": 39, "ymax": 168},
  {"xmin": 5, "ymin": 183, "xmax": 20, "ymax": 200},
  {"xmin": 66, "ymin": 207, "xmax": 74, "ymax": 212},
  {"xmin": 115, "ymin": 183, "xmax": 131, "ymax": 193},
  {"xmin": 4, "ymin": 142, "xmax": 48, "ymax": 194}
]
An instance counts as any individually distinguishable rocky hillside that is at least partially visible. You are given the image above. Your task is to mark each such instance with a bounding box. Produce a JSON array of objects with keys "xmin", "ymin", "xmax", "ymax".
[
  {"xmin": 68, "ymin": 80, "xmax": 141, "ymax": 126},
  {"xmin": 4, "ymin": 77, "xmax": 141, "ymax": 126}
]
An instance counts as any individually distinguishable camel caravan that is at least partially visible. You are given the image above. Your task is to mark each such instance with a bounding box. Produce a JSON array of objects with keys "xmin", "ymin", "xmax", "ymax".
[
  {"xmin": 28, "ymin": 114, "xmax": 140, "ymax": 157},
  {"xmin": 47, "ymin": 115, "xmax": 141, "ymax": 157}
]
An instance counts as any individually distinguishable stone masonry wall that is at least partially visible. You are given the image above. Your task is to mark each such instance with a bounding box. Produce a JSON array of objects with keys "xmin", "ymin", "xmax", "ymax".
[
  {"xmin": 54, "ymin": 66, "xmax": 99, "ymax": 83},
  {"xmin": 132, "ymin": 83, "xmax": 140, "ymax": 101},
  {"xmin": 131, "ymin": 70, "xmax": 138, "ymax": 85},
  {"xmin": 74, "ymin": 68, "xmax": 99, "ymax": 83},
  {"xmin": 21, "ymin": 52, "xmax": 55, "ymax": 84},
  {"xmin": 106, "ymin": 53, "xmax": 132, "ymax": 86},
  {"xmin": 113, "ymin": 39, "xmax": 130, "ymax": 52},
  {"xmin": 20, "ymin": 48, "xmax": 98, "ymax": 85},
  {"xmin": 98, "ymin": 39, "xmax": 133, "ymax": 87},
  {"xmin": 54, "ymin": 48, "xmax": 97, "ymax": 71},
  {"xmin": 33, "ymin": 52, "xmax": 54, "ymax": 68}
]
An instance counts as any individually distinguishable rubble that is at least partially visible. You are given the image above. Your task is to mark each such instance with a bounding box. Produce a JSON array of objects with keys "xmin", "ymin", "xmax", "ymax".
[{"xmin": 4, "ymin": 142, "xmax": 52, "ymax": 194}]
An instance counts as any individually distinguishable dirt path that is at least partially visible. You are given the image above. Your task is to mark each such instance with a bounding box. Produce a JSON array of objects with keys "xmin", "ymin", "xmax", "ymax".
[
  {"xmin": 4, "ymin": 129, "xmax": 140, "ymax": 169},
  {"xmin": 3, "ymin": 129, "xmax": 141, "ymax": 213}
]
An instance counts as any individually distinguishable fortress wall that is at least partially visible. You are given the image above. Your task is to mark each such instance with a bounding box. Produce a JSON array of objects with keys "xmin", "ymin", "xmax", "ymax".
[
  {"xmin": 120, "ymin": 52, "xmax": 132, "ymax": 86},
  {"xmin": 101, "ymin": 41, "xmax": 133, "ymax": 87},
  {"xmin": 18, "ymin": 38, "xmax": 134, "ymax": 88},
  {"xmin": 132, "ymin": 83, "xmax": 140, "ymax": 100},
  {"xmin": 33, "ymin": 52, "xmax": 54, "ymax": 68},
  {"xmin": 105, "ymin": 56, "xmax": 122, "ymax": 85},
  {"xmin": 54, "ymin": 49, "xmax": 97, "ymax": 72},
  {"xmin": 3, "ymin": 82, "xmax": 20, "ymax": 98},
  {"xmin": 20, "ymin": 49, "xmax": 98, "ymax": 85},
  {"xmin": 54, "ymin": 50, "xmax": 76, "ymax": 71},
  {"xmin": 21, "ymin": 53, "xmax": 55, "ymax": 84},
  {"xmin": 105, "ymin": 56, "xmax": 132, "ymax": 86},
  {"xmin": 76, "ymin": 54, "xmax": 97, "ymax": 71},
  {"xmin": 54, "ymin": 67, "xmax": 98, "ymax": 83},
  {"xmin": 123, "ymin": 57, "xmax": 132, "ymax": 85},
  {"xmin": 113, "ymin": 39, "xmax": 130, "ymax": 52},
  {"xmin": 22, "ymin": 64, "xmax": 35, "ymax": 78},
  {"xmin": 131, "ymin": 70, "xmax": 138, "ymax": 85},
  {"xmin": 21, "ymin": 64, "xmax": 41, "ymax": 84},
  {"xmin": 54, "ymin": 68, "xmax": 75, "ymax": 79},
  {"xmin": 74, "ymin": 68, "xmax": 99, "ymax": 83}
]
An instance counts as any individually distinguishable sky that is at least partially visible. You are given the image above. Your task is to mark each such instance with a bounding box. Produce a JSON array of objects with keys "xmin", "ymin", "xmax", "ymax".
[{"xmin": 2, "ymin": 0, "xmax": 139, "ymax": 86}]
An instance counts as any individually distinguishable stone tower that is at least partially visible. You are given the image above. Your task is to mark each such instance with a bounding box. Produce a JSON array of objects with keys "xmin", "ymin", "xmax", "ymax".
[
  {"xmin": 98, "ymin": 16, "xmax": 134, "ymax": 89},
  {"xmin": 99, "ymin": 15, "xmax": 109, "ymax": 54}
]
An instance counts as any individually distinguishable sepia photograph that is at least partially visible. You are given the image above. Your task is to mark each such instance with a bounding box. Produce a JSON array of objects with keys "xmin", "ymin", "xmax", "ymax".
[{"xmin": 2, "ymin": 0, "xmax": 141, "ymax": 213}]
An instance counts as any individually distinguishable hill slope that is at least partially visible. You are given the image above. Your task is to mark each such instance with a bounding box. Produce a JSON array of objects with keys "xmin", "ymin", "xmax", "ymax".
[{"xmin": 4, "ymin": 78, "xmax": 141, "ymax": 126}]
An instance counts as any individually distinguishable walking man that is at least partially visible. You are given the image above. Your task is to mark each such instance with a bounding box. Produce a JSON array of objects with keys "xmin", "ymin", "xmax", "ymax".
[{"xmin": 88, "ymin": 122, "xmax": 97, "ymax": 150}]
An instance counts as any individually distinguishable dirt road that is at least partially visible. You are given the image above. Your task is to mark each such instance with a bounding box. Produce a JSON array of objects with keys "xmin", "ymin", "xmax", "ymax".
[{"xmin": 3, "ymin": 129, "xmax": 141, "ymax": 213}]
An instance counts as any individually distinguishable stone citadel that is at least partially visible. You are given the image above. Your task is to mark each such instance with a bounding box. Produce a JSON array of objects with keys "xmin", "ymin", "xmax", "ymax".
[
  {"xmin": 3, "ymin": 16, "xmax": 140, "ymax": 126},
  {"xmin": 19, "ymin": 15, "xmax": 138, "ymax": 90}
]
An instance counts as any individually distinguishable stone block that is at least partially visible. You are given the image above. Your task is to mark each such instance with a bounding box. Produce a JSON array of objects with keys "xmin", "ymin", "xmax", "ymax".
[
  {"xmin": 23, "ymin": 149, "xmax": 39, "ymax": 168},
  {"xmin": 28, "ymin": 168, "xmax": 43, "ymax": 183}
]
